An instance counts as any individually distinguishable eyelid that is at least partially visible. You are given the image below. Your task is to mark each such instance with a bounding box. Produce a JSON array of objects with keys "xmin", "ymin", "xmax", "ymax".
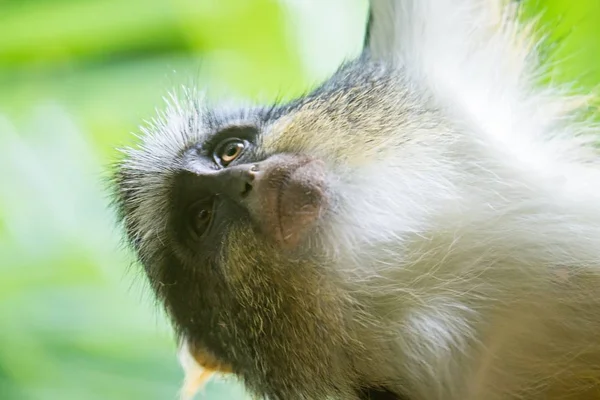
[{"xmin": 204, "ymin": 126, "xmax": 258, "ymax": 154}]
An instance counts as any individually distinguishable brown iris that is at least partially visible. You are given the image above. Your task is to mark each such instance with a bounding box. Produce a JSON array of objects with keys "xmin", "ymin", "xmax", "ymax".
[{"xmin": 215, "ymin": 139, "xmax": 245, "ymax": 167}]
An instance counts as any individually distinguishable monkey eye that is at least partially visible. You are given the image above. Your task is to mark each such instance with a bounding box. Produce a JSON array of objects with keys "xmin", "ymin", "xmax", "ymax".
[
  {"xmin": 188, "ymin": 201, "xmax": 213, "ymax": 238},
  {"xmin": 214, "ymin": 138, "xmax": 246, "ymax": 167}
]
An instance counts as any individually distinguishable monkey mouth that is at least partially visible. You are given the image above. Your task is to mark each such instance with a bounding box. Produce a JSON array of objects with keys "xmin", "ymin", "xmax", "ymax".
[{"xmin": 249, "ymin": 155, "xmax": 327, "ymax": 250}]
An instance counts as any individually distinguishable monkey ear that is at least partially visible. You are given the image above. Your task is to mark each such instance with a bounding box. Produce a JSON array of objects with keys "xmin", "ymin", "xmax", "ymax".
[{"xmin": 362, "ymin": 0, "xmax": 400, "ymax": 60}]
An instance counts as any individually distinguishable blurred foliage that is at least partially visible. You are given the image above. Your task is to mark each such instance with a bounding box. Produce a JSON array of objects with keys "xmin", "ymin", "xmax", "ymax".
[{"xmin": 0, "ymin": 0, "xmax": 599, "ymax": 399}]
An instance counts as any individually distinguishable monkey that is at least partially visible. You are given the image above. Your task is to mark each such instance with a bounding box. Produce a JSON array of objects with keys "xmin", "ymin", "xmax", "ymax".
[{"xmin": 113, "ymin": 0, "xmax": 600, "ymax": 399}]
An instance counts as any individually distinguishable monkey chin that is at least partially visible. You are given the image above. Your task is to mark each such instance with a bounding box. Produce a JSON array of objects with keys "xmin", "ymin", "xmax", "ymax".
[{"xmin": 245, "ymin": 154, "xmax": 328, "ymax": 251}]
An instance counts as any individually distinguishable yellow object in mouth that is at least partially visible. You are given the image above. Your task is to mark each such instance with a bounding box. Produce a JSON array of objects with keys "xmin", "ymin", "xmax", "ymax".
[{"xmin": 178, "ymin": 339, "xmax": 233, "ymax": 400}]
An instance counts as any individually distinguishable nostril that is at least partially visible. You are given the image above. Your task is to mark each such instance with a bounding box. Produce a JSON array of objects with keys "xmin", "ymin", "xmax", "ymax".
[
  {"xmin": 240, "ymin": 165, "xmax": 257, "ymax": 198},
  {"xmin": 241, "ymin": 182, "xmax": 252, "ymax": 197}
]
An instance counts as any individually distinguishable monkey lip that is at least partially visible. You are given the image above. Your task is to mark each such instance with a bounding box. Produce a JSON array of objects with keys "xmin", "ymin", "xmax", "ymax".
[{"xmin": 249, "ymin": 155, "xmax": 327, "ymax": 250}]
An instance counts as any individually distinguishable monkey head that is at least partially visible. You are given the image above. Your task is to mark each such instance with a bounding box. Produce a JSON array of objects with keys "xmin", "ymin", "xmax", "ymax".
[{"xmin": 114, "ymin": 58, "xmax": 444, "ymax": 399}]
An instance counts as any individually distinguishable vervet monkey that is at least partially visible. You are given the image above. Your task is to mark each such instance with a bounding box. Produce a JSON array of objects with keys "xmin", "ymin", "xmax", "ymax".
[{"xmin": 113, "ymin": 0, "xmax": 600, "ymax": 399}]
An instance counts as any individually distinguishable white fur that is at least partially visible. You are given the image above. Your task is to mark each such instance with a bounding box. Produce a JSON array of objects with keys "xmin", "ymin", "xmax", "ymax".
[{"xmin": 341, "ymin": 1, "xmax": 600, "ymax": 398}]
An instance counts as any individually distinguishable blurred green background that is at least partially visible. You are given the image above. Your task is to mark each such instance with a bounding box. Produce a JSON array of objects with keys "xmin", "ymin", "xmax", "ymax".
[{"xmin": 0, "ymin": 1, "xmax": 599, "ymax": 399}]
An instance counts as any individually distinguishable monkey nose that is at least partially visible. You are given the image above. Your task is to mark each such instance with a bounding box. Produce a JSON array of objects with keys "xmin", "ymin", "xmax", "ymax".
[{"xmin": 208, "ymin": 163, "xmax": 258, "ymax": 203}]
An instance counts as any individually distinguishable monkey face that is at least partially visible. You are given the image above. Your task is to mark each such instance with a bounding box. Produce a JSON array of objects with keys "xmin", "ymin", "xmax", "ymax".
[{"xmin": 115, "ymin": 61, "xmax": 431, "ymax": 399}]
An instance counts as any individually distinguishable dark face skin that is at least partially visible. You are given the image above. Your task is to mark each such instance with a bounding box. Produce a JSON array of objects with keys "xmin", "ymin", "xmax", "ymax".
[{"xmin": 115, "ymin": 60, "xmax": 409, "ymax": 400}]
